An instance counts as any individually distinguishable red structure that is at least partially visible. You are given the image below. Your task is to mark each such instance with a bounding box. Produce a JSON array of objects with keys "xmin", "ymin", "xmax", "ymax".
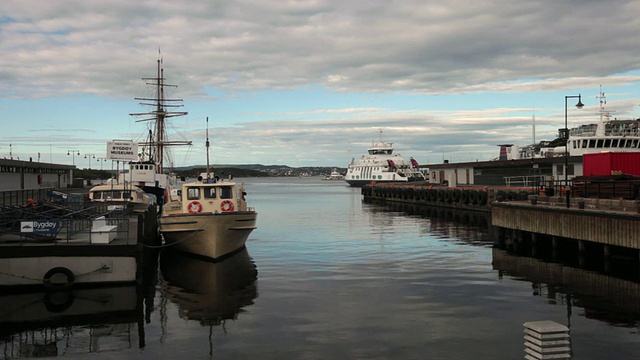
[{"xmin": 583, "ymin": 152, "xmax": 640, "ymax": 176}]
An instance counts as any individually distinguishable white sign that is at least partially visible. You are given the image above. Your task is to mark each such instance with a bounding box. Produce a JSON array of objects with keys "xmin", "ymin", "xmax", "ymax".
[{"xmin": 107, "ymin": 140, "xmax": 138, "ymax": 161}]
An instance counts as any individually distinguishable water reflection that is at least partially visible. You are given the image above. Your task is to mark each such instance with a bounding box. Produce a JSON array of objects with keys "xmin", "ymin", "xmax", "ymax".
[
  {"xmin": 159, "ymin": 248, "xmax": 258, "ymax": 326},
  {"xmin": 493, "ymin": 248, "xmax": 640, "ymax": 329},
  {"xmin": 0, "ymin": 285, "xmax": 142, "ymax": 357},
  {"xmin": 363, "ymin": 198, "xmax": 495, "ymax": 246},
  {"xmin": 0, "ymin": 248, "xmax": 159, "ymax": 358}
]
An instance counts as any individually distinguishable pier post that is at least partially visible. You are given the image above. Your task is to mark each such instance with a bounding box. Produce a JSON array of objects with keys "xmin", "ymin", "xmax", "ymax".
[
  {"xmin": 531, "ymin": 233, "xmax": 538, "ymax": 257},
  {"xmin": 578, "ymin": 240, "xmax": 586, "ymax": 267},
  {"xmin": 496, "ymin": 226, "xmax": 505, "ymax": 248}
]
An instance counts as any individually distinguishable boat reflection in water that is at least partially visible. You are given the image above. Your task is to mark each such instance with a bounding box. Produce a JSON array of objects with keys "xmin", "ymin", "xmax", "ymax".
[
  {"xmin": 159, "ymin": 247, "xmax": 258, "ymax": 326},
  {"xmin": 0, "ymin": 285, "xmax": 143, "ymax": 358}
]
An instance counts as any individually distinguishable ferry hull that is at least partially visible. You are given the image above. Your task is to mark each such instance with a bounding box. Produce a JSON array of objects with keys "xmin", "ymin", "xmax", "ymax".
[
  {"xmin": 160, "ymin": 212, "xmax": 257, "ymax": 261},
  {"xmin": 345, "ymin": 176, "xmax": 425, "ymax": 187}
]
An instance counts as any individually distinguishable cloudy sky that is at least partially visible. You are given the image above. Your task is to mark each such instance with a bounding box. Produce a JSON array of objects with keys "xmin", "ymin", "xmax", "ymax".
[{"xmin": 2, "ymin": 0, "xmax": 640, "ymax": 169}]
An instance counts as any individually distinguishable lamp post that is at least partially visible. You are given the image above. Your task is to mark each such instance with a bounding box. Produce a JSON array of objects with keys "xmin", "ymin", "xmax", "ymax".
[
  {"xmin": 563, "ymin": 95, "xmax": 584, "ymax": 208},
  {"xmin": 67, "ymin": 149, "xmax": 80, "ymax": 166},
  {"xmin": 96, "ymin": 157, "xmax": 108, "ymax": 170},
  {"xmin": 84, "ymin": 154, "xmax": 97, "ymax": 169}
]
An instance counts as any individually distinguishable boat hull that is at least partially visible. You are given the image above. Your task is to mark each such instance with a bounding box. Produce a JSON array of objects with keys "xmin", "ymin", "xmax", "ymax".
[{"xmin": 160, "ymin": 211, "xmax": 257, "ymax": 261}]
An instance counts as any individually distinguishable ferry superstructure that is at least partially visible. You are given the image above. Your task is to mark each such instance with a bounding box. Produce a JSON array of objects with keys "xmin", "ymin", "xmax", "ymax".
[{"xmin": 504, "ymin": 89, "xmax": 640, "ymax": 160}]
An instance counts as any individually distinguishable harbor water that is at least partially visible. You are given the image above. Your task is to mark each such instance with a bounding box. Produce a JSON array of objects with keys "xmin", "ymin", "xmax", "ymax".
[{"xmin": 2, "ymin": 176, "xmax": 640, "ymax": 359}]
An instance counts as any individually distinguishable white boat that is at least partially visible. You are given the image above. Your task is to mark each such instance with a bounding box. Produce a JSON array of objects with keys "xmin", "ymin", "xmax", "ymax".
[
  {"xmin": 159, "ymin": 118, "xmax": 257, "ymax": 261},
  {"xmin": 129, "ymin": 56, "xmax": 192, "ymax": 208},
  {"xmin": 345, "ymin": 130, "xmax": 426, "ymax": 187},
  {"xmin": 160, "ymin": 175, "xmax": 257, "ymax": 261},
  {"xmin": 323, "ymin": 169, "xmax": 344, "ymax": 180},
  {"xmin": 88, "ymin": 180, "xmax": 154, "ymax": 213},
  {"xmin": 503, "ymin": 88, "xmax": 640, "ymax": 160}
]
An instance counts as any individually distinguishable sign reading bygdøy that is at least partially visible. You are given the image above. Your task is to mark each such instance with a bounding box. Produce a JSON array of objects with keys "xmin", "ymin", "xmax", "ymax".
[
  {"xmin": 21, "ymin": 220, "xmax": 60, "ymax": 234},
  {"xmin": 107, "ymin": 140, "xmax": 138, "ymax": 161}
]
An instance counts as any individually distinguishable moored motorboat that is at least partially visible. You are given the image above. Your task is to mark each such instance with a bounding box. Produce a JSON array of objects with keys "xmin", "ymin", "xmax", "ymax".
[
  {"xmin": 345, "ymin": 130, "xmax": 426, "ymax": 187},
  {"xmin": 88, "ymin": 180, "xmax": 154, "ymax": 212},
  {"xmin": 160, "ymin": 175, "xmax": 257, "ymax": 261},
  {"xmin": 159, "ymin": 118, "xmax": 257, "ymax": 261}
]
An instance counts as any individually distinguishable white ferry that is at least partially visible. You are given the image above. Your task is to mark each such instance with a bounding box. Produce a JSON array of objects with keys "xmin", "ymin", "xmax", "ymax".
[
  {"xmin": 345, "ymin": 131, "xmax": 426, "ymax": 187},
  {"xmin": 503, "ymin": 88, "xmax": 640, "ymax": 160}
]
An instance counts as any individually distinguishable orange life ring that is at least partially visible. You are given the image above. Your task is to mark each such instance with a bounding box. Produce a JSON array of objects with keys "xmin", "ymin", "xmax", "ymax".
[
  {"xmin": 220, "ymin": 200, "xmax": 234, "ymax": 212},
  {"xmin": 188, "ymin": 201, "xmax": 202, "ymax": 213}
]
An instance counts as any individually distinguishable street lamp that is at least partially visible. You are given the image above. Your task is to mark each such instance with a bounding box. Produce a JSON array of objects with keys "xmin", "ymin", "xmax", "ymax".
[
  {"xmin": 67, "ymin": 149, "xmax": 80, "ymax": 166},
  {"xmin": 96, "ymin": 157, "xmax": 108, "ymax": 170},
  {"xmin": 84, "ymin": 153, "xmax": 96, "ymax": 169},
  {"xmin": 563, "ymin": 95, "xmax": 584, "ymax": 208}
]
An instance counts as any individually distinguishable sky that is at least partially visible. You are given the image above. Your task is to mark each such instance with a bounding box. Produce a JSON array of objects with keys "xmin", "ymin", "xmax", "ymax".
[{"xmin": 2, "ymin": 0, "xmax": 640, "ymax": 169}]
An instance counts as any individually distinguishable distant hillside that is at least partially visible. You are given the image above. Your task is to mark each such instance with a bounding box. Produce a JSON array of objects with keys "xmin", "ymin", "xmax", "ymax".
[{"xmin": 175, "ymin": 164, "xmax": 347, "ymax": 177}]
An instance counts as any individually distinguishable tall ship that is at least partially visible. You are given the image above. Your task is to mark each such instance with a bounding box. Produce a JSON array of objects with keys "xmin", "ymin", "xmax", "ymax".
[
  {"xmin": 128, "ymin": 56, "xmax": 192, "ymax": 208},
  {"xmin": 345, "ymin": 130, "xmax": 426, "ymax": 187},
  {"xmin": 503, "ymin": 88, "xmax": 640, "ymax": 160}
]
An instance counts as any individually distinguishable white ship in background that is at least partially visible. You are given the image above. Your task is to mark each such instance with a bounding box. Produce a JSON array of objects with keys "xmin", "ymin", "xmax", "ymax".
[
  {"xmin": 345, "ymin": 130, "xmax": 426, "ymax": 187},
  {"xmin": 501, "ymin": 88, "xmax": 640, "ymax": 160}
]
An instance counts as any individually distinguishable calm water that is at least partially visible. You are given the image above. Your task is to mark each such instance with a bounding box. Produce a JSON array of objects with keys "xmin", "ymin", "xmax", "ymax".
[{"xmin": 2, "ymin": 177, "xmax": 640, "ymax": 359}]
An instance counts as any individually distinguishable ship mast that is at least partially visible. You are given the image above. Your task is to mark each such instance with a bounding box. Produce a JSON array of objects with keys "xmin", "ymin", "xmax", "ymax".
[{"xmin": 130, "ymin": 56, "xmax": 191, "ymax": 174}]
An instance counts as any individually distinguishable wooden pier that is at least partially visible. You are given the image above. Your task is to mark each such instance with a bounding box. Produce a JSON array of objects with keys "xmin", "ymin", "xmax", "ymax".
[
  {"xmin": 361, "ymin": 182, "xmax": 640, "ymax": 259},
  {"xmin": 361, "ymin": 182, "xmax": 538, "ymax": 213}
]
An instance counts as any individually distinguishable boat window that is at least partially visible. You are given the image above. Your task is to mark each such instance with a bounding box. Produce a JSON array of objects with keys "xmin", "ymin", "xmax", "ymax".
[
  {"xmin": 634, "ymin": 139, "xmax": 639, "ymax": 148},
  {"xmin": 572, "ymin": 140, "xmax": 576, "ymax": 149},
  {"xmin": 626, "ymin": 139, "xmax": 633, "ymax": 148},
  {"xmin": 612, "ymin": 139, "xmax": 619, "ymax": 148},
  {"xmin": 220, "ymin": 186, "xmax": 233, "ymax": 199},
  {"xmin": 556, "ymin": 164, "xmax": 564, "ymax": 176},
  {"xmin": 93, "ymin": 191, "xmax": 102, "ymax": 199},
  {"xmin": 582, "ymin": 140, "xmax": 587, "ymax": 148},
  {"xmin": 187, "ymin": 187, "xmax": 200, "ymax": 200},
  {"xmin": 588, "ymin": 140, "xmax": 596, "ymax": 148},
  {"xmin": 123, "ymin": 191, "xmax": 131, "ymax": 200},
  {"xmin": 596, "ymin": 139, "xmax": 604, "ymax": 148},
  {"xmin": 108, "ymin": 191, "xmax": 122, "ymax": 199},
  {"xmin": 204, "ymin": 187, "xmax": 217, "ymax": 199},
  {"xmin": 604, "ymin": 139, "xmax": 611, "ymax": 148}
]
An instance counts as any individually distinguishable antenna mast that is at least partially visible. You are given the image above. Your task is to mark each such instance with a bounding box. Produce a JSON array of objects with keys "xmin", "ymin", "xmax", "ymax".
[{"xmin": 206, "ymin": 117, "xmax": 211, "ymax": 178}]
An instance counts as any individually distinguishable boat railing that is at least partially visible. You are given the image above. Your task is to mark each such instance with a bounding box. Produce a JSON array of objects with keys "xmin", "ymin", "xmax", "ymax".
[
  {"xmin": 503, "ymin": 175, "xmax": 547, "ymax": 188},
  {"xmin": 0, "ymin": 187, "xmax": 56, "ymax": 207},
  {"xmin": 0, "ymin": 201, "xmax": 135, "ymax": 245}
]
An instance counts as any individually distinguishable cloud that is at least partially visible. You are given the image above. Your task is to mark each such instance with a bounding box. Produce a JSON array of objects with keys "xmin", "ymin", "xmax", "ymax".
[{"xmin": 2, "ymin": 0, "xmax": 640, "ymax": 98}]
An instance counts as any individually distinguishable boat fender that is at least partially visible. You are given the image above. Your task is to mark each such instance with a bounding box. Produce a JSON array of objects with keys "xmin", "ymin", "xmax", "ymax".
[
  {"xmin": 43, "ymin": 267, "xmax": 75, "ymax": 291},
  {"xmin": 221, "ymin": 200, "xmax": 235, "ymax": 212},
  {"xmin": 43, "ymin": 290, "xmax": 75, "ymax": 313},
  {"xmin": 478, "ymin": 191, "xmax": 488, "ymax": 205},
  {"xmin": 188, "ymin": 201, "xmax": 203, "ymax": 213},
  {"xmin": 468, "ymin": 190, "xmax": 478, "ymax": 204},
  {"xmin": 460, "ymin": 190, "xmax": 469, "ymax": 204}
]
